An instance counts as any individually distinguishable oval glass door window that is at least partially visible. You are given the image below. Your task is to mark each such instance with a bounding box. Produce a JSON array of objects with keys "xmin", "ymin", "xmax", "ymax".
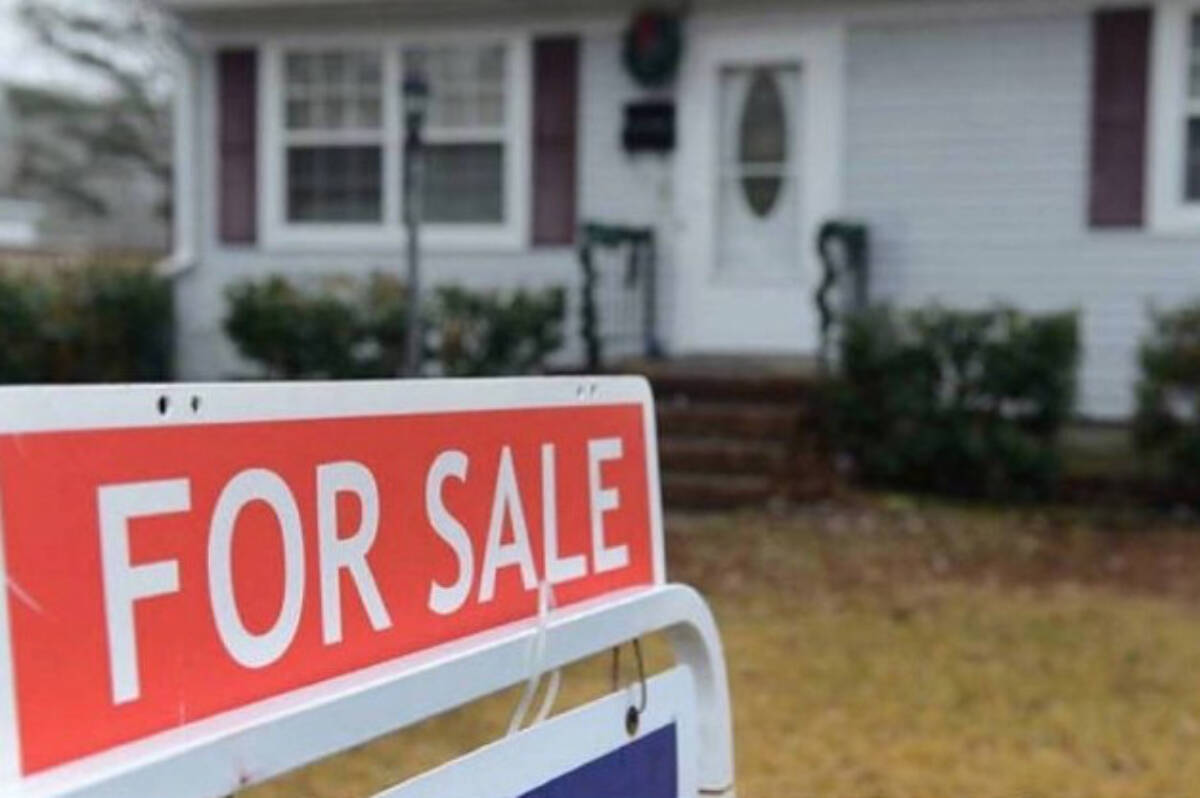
[{"xmin": 738, "ymin": 68, "xmax": 788, "ymax": 217}]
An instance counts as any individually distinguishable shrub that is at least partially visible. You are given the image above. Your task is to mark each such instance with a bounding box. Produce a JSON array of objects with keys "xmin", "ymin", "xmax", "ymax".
[
  {"xmin": 1134, "ymin": 303, "xmax": 1200, "ymax": 494},
  {"xmin": 0, "ymin": 263, "xmax": 173, "ymax": 383},
  {"xmin": 433, "ymin": 285, "xmax": 566, "ymax": 377},
  {"xmin": 224, "ymin": 274, "xmax": 566, "ymax": 379},
  {"xmin": 0, "ymin": 271, "xmax": 51, "ymax": 382},
  {"xmin": 835, "ymin": 305, "xmax": 1080, "ymax": 499},
  {"xmin": 223, "ymin": 276, "xmax": 396, "ymax": 379}
]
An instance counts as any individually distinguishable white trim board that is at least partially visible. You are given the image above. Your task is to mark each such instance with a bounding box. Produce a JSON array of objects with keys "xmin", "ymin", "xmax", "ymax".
[{"xmin": 1149, "ymin": 1, "xmax": 1200, "ymax": 233}]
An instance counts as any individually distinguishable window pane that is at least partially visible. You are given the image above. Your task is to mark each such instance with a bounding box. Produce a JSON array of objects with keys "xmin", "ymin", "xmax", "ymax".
[
  {"xmin": 1186, "ymin": 117, "xmax": 1200, "ymax": 201},
  {"xmin": 285, "ymin": 49, "xmax": 382, "ymax": 131},
  {"xmin": 404, "ymin": 44, "xmax": 506, "ymax": 129},
  {"xmin": 285, "ymin": 52, "xmax": 313, "ymax": 85},
  {"xmin": 287, "ymin": 145, "xmax": 382, "ymax": 222},
  {"xmin": 738, "ymin": 68, "xmax": 788, "ymax": 217},
  {"xmin": 421, "ymin": 143, "xmax": 504, "ymax": 223}
]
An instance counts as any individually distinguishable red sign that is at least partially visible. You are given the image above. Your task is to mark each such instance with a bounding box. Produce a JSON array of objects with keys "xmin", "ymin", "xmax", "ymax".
[{"xmin": 0, "ymin": 395, "xmax": 658, "ymax": 775}]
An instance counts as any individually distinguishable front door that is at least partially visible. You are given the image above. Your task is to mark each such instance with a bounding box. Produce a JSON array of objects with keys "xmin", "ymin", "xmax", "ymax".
[{"xmin": 672, "ymin": 25, "xmax": 843, "ymax": 354}]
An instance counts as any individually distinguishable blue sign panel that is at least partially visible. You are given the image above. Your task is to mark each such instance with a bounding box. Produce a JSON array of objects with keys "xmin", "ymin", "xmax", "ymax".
[{"xmin": 520, "ymin": 724, "xmax": 677, "ymax": 798}]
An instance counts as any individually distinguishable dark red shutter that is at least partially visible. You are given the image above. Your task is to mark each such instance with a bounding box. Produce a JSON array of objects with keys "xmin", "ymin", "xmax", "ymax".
[
  {"xmin": 531, "ymin": 37, "xmax": 579, "ymax": 246},
  {"xmin": 1088, "ymin": 8, "xmax": 1151, "ymax": 228},
  {"xmin": 218, "ymin": 49, "xmax": 258, "ymax": 244}
]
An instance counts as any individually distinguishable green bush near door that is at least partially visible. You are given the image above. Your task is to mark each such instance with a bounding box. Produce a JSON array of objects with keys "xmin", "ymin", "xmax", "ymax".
[
  {"xmin": 1134, "ymin": 303, "xmax": 1200, "ymax": 497},
  {"xmin": 834, "ymin": 305, "xmax": 1080, "ymax": 499}
]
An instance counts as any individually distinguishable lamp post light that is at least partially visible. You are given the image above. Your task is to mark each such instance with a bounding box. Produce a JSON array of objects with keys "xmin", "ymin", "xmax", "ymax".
[{"xmin": 402, "ymin": 70, "xmax": 430, "ymax": 377}]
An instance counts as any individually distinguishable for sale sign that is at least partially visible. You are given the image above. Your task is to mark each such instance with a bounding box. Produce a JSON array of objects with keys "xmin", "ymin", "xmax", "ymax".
[{"xmin": 0, "ymin": 379, "xmax": 664, "ymax": 781}]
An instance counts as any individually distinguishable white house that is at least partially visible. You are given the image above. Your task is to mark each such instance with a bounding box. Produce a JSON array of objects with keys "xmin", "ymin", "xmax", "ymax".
[{"xmin": 156, "ymin": 0, "xmax": 1200, "ymax": 418}]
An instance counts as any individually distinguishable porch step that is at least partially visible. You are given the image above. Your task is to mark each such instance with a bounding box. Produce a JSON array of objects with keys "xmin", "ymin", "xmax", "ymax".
[
  {"xmin": 632, "ymin": 364, "xmax": 835, "ymax": 509},
  {"xmin": 659, "ymin": 437, "xmax": 788, "ymax": 476},
  {"xmin": 656, "ymin": 402, "xmax": 806, "ymax": 441},
  {"xmin": 651, "ymin": 372, "xmax": 818, "ymax": 405}
]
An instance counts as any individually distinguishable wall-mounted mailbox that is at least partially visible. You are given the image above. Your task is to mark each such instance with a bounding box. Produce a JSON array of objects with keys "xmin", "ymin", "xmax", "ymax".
[{"xmin": 622, "ymin": 101, "xmax": 675, "ymax": 153}]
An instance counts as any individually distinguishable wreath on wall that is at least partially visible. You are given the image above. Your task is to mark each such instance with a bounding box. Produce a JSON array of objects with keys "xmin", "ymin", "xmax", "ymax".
[{"xmin": 622, "ymin": 9, "xmax": 683, "ymax": 88}]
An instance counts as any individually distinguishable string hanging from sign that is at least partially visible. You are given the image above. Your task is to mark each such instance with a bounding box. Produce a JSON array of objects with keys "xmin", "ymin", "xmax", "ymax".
[
  {"xmin": 506, "ymin": 581, "xmax": 562, "ymax": 736},
  {"xmin": 611, "ymin": 637, "xmax": 649, "ymax": 735}
]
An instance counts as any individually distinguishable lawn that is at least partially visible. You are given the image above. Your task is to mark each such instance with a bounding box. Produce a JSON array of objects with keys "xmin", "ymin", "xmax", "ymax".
[{"xmin": 245, "ymin": 497, "xmax": 1200, "ymax": 798}]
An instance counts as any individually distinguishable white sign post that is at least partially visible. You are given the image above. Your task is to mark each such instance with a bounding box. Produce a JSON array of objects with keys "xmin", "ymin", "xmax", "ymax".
[{"xmin": 0, "ymin": 377, "xmax": 734, "ymax": 798}]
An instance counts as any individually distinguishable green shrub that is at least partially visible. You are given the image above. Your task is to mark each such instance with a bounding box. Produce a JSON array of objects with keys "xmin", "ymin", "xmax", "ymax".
[
  {"xmin": 1134, "ymin": 303, "xmax": 1200, "ymax": 494},
  {"xmin": 0, "ymin": 264, "xmax": 173, "ymax": 383},
  {"xmin": 433, "ymin": 285, "xmax": 565, "ymax": 377},
  {"xmin": 0, "ymin": 271, "xmax": 51, "ymax": 382},
  {"xmin": 223, "ymin": 276, "xmax": 393, "ymax": 379},
  {"xmin": 223, "ymin": 274, "xmax": 565, "ymax": 379},
  {"xmin": 835, "ymin": 305, "xmax": 1080, "ymax": 499}
]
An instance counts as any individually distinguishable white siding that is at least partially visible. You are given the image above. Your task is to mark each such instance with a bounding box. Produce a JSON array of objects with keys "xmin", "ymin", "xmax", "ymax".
[{"xmin": 845, "ymin": 13, "xmax": 1200, "ymax": 419}]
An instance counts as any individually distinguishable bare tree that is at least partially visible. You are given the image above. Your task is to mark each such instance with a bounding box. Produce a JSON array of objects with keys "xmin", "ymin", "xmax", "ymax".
[{"xmin": 7, "ymin": 0, "xmax": 176, "ymax": 219}]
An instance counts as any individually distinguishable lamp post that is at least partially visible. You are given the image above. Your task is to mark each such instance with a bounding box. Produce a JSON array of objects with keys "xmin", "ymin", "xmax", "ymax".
[{"xmin": 402, "ymin": 70, "xmax": 429, "ymax": 377}]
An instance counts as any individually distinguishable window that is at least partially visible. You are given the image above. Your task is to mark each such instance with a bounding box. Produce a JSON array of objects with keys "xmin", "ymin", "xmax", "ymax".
[
  {"xmin": 1185, "ymin": 16, "xmax": 1200, "ymax": 201},
  {"xmin": 265, "ymin": 37, "xmax": 527, "ymax": 248},
  {"xmin": 405, "ymin": 44, "xmax": 507, "ymax": 223},
  {"xmin": 283, "ymin": 50, "xmax": 384, "ymax": 223},
  {"xmin": 737, "ymin": 68, "xmax": 788, "ymax": 218},
  {"xmin": 1147, "ymin": 3, "xmax": 1200, "ymax": 229}
]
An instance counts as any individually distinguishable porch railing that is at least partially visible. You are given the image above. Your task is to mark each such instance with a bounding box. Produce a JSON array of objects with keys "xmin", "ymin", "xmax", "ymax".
[{"xmin": 578, "ymin": 222, "xmax": 661, "ymax": 371}]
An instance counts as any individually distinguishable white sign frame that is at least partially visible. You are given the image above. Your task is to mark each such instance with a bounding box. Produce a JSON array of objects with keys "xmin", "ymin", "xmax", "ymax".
[
  {"xmin": 381, "ymin": 666, "xmax": 699, "ymax": 798},
  {"xmin": 0, "ymin": 378, "xmax": 734, "ymax": 798},
  {"xmin": 12, "ymin": 585, "xmax": 733, "ymax": 798}
]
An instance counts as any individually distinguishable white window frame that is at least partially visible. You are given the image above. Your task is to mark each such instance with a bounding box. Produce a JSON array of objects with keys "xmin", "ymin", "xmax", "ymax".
[
  {"xmin": 1149, "ymin": 1, "xmax": 1200, "ymax": 231},
  {"xmin": 258, "ymin": 32, "xmax": 531, "ymax": 252}
]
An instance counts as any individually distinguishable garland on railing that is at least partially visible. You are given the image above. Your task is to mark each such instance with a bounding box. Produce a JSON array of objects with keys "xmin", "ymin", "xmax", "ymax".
[
  {"xmin": 578, "ymin": 222, "xmax": 657, "ymax": 372},
  {"xmin": 815, "ymin": 219, "xmax": 870, "ymax": 371}
]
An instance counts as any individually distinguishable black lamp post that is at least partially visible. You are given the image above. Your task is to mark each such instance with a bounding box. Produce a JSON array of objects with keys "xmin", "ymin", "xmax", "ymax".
[{"xmin": 402, "ymin": 70, "xmax": 429, "ymax": 377}]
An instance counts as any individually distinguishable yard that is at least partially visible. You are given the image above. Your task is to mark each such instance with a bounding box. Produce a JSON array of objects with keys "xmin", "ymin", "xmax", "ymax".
[{"xmin": 246, "ymin": 497, "xmax": 1200, "ymax": 798}]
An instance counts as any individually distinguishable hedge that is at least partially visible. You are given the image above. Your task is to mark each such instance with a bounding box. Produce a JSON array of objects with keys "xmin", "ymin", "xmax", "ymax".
[
  {"xmin": 224, "ymin": 274, "xmax": 566, "ymax": 379},
  {"xmin": 0, "ymin": 264, "xmax": 173, "ymax": 383},
  {"xmin": 834, "ymin": 305, "xmax": 1080, "ymax": 499},
  {"xmin": 1134, "ymin": 302, "xmax": 1200, "ymax": 496}
]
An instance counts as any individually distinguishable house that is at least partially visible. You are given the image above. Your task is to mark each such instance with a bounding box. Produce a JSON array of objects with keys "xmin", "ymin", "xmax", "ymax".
[
  {"xmin": 0, "ymin": 198, "xmax": 43, "ymax": 248},
  {"xmin": 0, "ymin": 88, "xmax": 42, "ymax": 249},
  {"xmin": 0, "ymin": 85, "xmax": 169, "ymax": 254},
  {"xmin": 155, "ymin": 0, "xmax": 1200, "ymax": 419}
]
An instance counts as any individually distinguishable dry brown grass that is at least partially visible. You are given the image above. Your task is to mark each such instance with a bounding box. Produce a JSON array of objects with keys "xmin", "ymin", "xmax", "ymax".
[{"xmin": 245, "ymin": 496, "xmax": 1200, "ymax": 798}]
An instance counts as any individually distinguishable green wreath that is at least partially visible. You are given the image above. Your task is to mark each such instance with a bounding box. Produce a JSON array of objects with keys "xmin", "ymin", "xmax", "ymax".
[{"xmin": 622, "ymin": 10, "xmax": 683, "ymax": 88}]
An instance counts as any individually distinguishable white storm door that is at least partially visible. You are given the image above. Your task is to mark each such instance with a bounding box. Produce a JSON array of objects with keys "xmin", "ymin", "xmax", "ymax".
[
  {"xmin": 718, "ymin": 64, "xmax": 802, "ymax": 278},
  {"xmin": 672, "ymin": 25, "xmax": 844, "ymax": 354}
]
